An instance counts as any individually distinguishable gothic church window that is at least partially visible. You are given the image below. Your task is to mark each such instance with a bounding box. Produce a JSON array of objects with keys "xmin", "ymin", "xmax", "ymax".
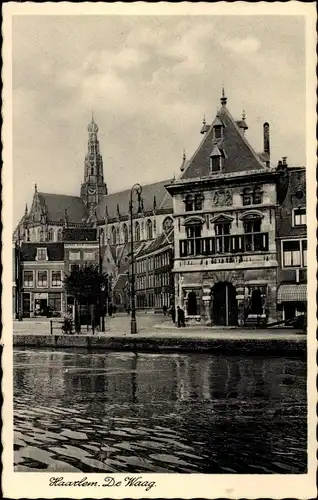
[
  {"xmin": 135, "ymin": 221, "xmax": 141, "ymax": 242},
  {"xmin": 111, "ymin": 226, "xmax": 117, "ymax": 245},
  {"xmin": 123, "ymin": 224, "xmax": 128, "ymax": 243},
  {"xmin": 146, "ymin": 219, "xmax": 153, "ymax": 240},
  {"xmin": 48, "ymin": 229, "xmax": 54, "ymax": 242}
]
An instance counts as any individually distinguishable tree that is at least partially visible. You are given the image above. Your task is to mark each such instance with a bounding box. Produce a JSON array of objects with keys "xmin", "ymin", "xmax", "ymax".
[{"xmin": 64, "ymin": 264, "xmax": 108, "ymax": 332}]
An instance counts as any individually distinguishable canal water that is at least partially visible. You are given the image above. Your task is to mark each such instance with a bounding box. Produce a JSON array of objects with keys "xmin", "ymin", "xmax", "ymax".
[{"xmin": 14, "ymin": 349, "xmax": 307, "ymax": 473}]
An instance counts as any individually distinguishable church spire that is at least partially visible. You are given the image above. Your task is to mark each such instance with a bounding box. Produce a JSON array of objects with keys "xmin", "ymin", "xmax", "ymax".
[{"xmin": 81, "ymin": 114, "xmax": 108, "ymax": 213}]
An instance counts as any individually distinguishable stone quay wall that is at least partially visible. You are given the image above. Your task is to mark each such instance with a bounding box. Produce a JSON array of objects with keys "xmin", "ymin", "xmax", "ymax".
[{"xmin": 13, "ymin": 334, "xmax": 306, "ymax": 357}]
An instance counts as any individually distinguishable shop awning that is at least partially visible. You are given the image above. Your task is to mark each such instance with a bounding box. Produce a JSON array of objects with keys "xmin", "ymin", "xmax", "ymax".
[{"xmin": 277, "ymin": 284, "xmax": 307, "ymax": 303}]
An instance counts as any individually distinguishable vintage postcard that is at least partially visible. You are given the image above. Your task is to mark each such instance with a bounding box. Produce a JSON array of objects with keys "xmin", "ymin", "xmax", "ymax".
[{"xmin": 2, "ymin": 2, "xmax": 317, "ymax": 499}]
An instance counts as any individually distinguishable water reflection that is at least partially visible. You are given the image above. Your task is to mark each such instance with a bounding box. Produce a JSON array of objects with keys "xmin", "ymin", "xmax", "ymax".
[{"xmin": 14, "ymin": 349, "xmax": 307, "ymax": 473}]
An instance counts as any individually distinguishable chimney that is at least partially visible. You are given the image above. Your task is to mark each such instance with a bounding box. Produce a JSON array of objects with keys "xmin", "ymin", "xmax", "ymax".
[{"xmin": 263, "ymin": 122, "xmax": 270, "ymax": 155}]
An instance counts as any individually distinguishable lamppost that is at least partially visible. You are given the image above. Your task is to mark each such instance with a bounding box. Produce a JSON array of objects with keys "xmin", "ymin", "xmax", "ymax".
[
  {"xmin": 15, "ymin": 226, "xmax": 23, "ymax": 321},
  {"xmin": 129, "ymin": 183, "xmax": 142, "ymax": 334},
  {"xmin": 99, "ymin": 227, "xmax": 105, "ymax": 332}
]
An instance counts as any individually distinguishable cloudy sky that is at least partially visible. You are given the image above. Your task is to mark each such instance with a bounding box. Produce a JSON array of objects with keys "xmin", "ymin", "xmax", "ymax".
[{"xmin": 12, "ymin": 14, "xmax": 306, "ymax": 224}]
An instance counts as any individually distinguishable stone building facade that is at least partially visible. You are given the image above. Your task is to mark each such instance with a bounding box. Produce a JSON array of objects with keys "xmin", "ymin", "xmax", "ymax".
[{"xmin": 166, "ymin": 91, "xmax": 290, "ymax": 326}]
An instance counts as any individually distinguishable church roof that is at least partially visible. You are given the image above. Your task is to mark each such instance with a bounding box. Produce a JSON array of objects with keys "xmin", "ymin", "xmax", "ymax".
[
  {"xmin": 181, "ymin": 103, "xmax": 266, "ymax": 180},
  {"xmin": 38, "ymin": 193, "xmax": 88, "ymax": 223},
  {"xmin": 96, "ymin": 179, "xmax": 173, "ymax": 220}
]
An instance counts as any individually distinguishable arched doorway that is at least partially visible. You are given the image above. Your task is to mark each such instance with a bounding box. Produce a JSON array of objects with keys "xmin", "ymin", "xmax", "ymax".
[
  {"xmin": 187, "ymin": 291, "xmax": 198, "ymax": 316},
  {"xmin": 212, "ymin": 282, "xmax": 237, "ymax": 326}
]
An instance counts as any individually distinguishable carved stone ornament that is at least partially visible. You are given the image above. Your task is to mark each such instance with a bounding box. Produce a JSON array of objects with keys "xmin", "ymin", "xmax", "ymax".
[{"xmin": 212, "ymin": 189, "xmax": 232, "ymax": 206}]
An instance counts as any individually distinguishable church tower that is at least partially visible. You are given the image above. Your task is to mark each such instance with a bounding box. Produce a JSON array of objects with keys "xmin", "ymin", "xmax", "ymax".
[{"xmin": 80, "ymin": 114, "xmax": 108, "ymax": 214}]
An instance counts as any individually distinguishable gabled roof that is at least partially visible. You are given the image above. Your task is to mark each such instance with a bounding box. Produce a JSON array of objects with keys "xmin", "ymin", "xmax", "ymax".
[
  {"xmin": 38, "ymin": 193, "xmax": 88, "ymax": 224},
  {"xmin": 181, "ymin": 104, "xmax": 266, "ymax": 180},
  {"xmin": 21, "ymin": 242, "xmax": 64, "ymax": 261},
  {"xmin": 136, "ymin": 228, "xmax": 174, "ymax": 258},
  {"xmin": 96, "ymin": 179, "xmax": 173, "ymax": 220}
]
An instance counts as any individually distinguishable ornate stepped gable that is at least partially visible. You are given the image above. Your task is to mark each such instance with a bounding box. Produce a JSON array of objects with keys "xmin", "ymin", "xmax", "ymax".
[{"xmin": 181, "ymin": 91, "xmax": 269, "ymax": 180}]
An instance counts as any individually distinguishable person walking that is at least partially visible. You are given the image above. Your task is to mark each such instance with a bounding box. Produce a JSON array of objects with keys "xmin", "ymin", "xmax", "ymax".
[
  {"xmin": 162, "ymin": 305, "xmax": 168, "ymax": 316},
  {"xmin": 108, "ymin": 302, "xmax": 113, "ymax": 317},
  {"xmin": 177, "ymin": 306, "xmax": 186, "ymax": 328},
  {"xmin": 170, "ymin": 306, "xmax": 176, "ymax": 324}
]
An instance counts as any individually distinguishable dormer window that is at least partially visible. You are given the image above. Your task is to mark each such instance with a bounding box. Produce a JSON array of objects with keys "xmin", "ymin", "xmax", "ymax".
[
  {"xmin": 36, "ymin": 247, "xmax": 48, "ymax": 261},
  {"xmin": 210, "ymin": 156, "xmax": 221, "ymax": 173},
  {"xmin": 214, "ymin": 125, "xmax": 222, "ymax": 140}
]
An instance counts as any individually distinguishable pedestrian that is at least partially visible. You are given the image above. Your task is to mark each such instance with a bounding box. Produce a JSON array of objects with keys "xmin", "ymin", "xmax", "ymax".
[
  {"xmin": 177, "ymin": 306, "xmax": 186, "ymax": 327},
  {"xmin": 162, "ymin": 305, "xmax": 168, "ymax": 316},
  {"xmin": 170, "ymin": 306, "xmax": 176, "ymax": 324},
  {"xmin": 108, "ymin": 303, "xmax": 113, "ymax": 317}
]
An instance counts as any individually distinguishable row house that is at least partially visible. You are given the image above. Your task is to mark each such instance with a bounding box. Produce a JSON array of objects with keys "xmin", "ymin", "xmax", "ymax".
[
  {"xmin": 20, "ymin": 243, "xmax": 65, "ymax": 317},
  {"xmin": 166, "ymin": 91, "xmax": 289, "ymax": 326},
  {"xmin": 276, "ymin": 167, "xmax": 307, "ymax": 321},
  {"xmin": 134, "ymin": 226, "xmax": 174, "ymax": 311}
]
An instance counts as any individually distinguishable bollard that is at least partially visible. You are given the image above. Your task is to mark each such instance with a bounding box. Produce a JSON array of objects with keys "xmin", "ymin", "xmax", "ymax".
[{"xmin": 50, "ymin": 320, "xmax": 53, "ymax": 335}]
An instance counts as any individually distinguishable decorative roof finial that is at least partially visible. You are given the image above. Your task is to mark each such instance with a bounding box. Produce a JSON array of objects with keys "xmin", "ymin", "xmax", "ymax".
[
  {"xmin": 153, "ymin": 195, "xmax": 157, "ymax": 210},
  {"xmin": 242, "ymin": 109, "xmax": 246, "ymax": 120},
  {"xmin": 180, "ymin": 149, "xmax": 187, "ymax": 172},
  {"xmin": 34, "ymin": 183, "xmax": 37, "ymax": 193},
  {"xmin": 220, "ymin": 86, "xmax": 227, "ymax": 106},
  {"xmin": 202, "ymin": 114, "xmax": 206, "ymax": 126},
  {"xmin": 24, "ymin": 203, "xmax": 28, "ymax": 216}
]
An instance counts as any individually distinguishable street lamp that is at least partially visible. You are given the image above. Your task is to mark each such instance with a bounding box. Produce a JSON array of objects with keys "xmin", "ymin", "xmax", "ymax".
[
  {"xmin": 129, "ymin": 183, "xmax": 142, "ymax": 334},
  {"xmin": 99, "ymin": 227, "xmax": 106, "ymax": 332}
]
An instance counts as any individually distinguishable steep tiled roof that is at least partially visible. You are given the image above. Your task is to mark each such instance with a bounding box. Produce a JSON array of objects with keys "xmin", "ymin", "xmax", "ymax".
[
  {"xmin": 21, "ymin": 242, "xmax": 64, "ymax": 261},
  {"xmin": 181, "ymin": 105, "xmax": 266, "ymax": 180},
  {"xmin": 38, "ymin": 193, "xmax": 88, "ymax": 224},
  {"xmin": 113, "ymin": 273, "xmax": 129, "ymax": 292},
  {"xmin": 136, "ymin": 228, "xmax": 173, "ymax": 258},
  {"xmin": 64, "ymin": 228, "xmax": 97, "ymax": 241},
  {"xmin": 96, "ymin": 179, "xmax": 173, "ymax": 220}
]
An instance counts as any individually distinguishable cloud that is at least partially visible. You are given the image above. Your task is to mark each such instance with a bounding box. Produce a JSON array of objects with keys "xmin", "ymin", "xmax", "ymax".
[{"xmin": 223, "ymin": 36, "xmax": 261, "ymax": 55}]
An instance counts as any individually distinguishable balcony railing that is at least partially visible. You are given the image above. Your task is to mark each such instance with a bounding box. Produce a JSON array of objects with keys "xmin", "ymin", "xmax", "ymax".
[{"xmin": 179, "ymin": 232, "xmax": 269, "ymax": 257}]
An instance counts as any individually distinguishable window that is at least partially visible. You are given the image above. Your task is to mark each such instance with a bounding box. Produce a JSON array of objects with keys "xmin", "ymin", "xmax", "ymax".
[
  {"xmin": 283, "ymin": 241, "xmax": 300, "ymax": 267},
  {"xmin": 91, "ymin": 167, "xmax": 94, "ymax": 175},
  {"xmin": 39, "ymin": 229, "xmax": 45, "ymax": 242},
  {"xmin": 243, "ymin": 188, "xmax": 252, "ymax": 206},
  {"xmin": 84, "ymin": 251, "xmax": 95, "ymax": 261},
  {"xmin": 214, "ymin": 125, "xmax": 222, "ymax": 140},
  {"xmin": 185, "ymin": 194, "xmax": 193, "ymax": 212},
  {"xmin": 48, "ymin": 229, "xmax": 54, "ymax": 242},
  {"xmin": 210, "ymin": 156, "xmax": 221, "ymax": 172},
  {"xmin": 51, "ymin": 270, "xmax": 62, "ymax": 287},
  {"xmin": 23, "ymin": 271, "xmax": 34, "ymax": 288},
  {"xmin": 146, "ymin": 219, "xmax": 153, "ymax": 239},
  {"xmin": 194, "ymin": 194, "xmax": 203, "ymax": 211},
  {"xmin": 302, "ymin": 240, "xmax": 307, "ymax": 267},
  {"xmin": 215, "ymin": 222, "xmax": 231, "ymax": 253},
  {"xmin": 69, "ymin": 251, "xmax": 80, "ymax": 261},
  {"xmin": 184, "ymin": 224, "xmax": 202, "ymax": 256},
  {"xmin": 282, "ymin": 240, "xmax": 307, "ymax": 268},
  {"xmin": 36, "ymin": 247, "xmax": 48, "ymax": 261},
  {"xmin": 123, "ymin": 224, "xmax": 128, "ymax": 243},
  {"xmin": 293, "ymin": 207, "xmax": 306, "ymax": 226},
  {"xmin": 57, "ymin": 228, "xmax": 63, "ymax": 242},
  {"xmin": 37, "ymin": 270, "xmax": 48, "ymax": 287},
  {"xmin": 135, "ymin": 221, "xmax": 141, "ymax": 242},
  {"xmin": 48, "ymin": 293, "xmax": 61, "ymax": 313},
  {"xmin": 111, "ymin": 226, "xmax": 117, "ymax": 245},
  {"xmin": 243, "ymin": 186, "xmax": 263, "ymax": 206},
  {"xmin": 253, "ymin": 186, "xmax": 263, "ymax": 204},
  {"xmin": 244, "ymin": 218, "xmax": 264, "ymax": 252}
]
